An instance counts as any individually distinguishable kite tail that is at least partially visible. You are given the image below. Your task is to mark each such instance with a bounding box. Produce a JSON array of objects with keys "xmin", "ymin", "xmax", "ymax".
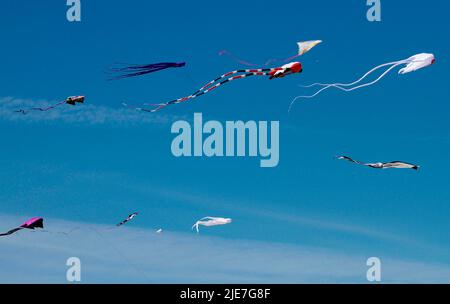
[
  {"xmin": 300, "ymin": 60, "xmax": 407, "ymax": 88},
  {"xmin": 192, "ymin": 222, "xmax": 200, "ymax": 234},
  {"xmin": 107, "ymin": 62, "xmax": 186, "ymax": 80},
  {"xmin": 155, "ymin": 71, "xmax": 271, "ymax": 111},
  {"xmin": 336, "ymin": 156, "xmax": 363, "ymax": 165},
  {"xmin": 331, "ymin": 62, "xmax": 404, "ymax": 92},
  {"xmin": 194, "ymin": 68, "xmax": 272, "ymax": 93},
  {"xmin": 289, "ymin": 61, "xmax": 406, "ymax": 112},
  {"xmin": 14, "ymin": 109, "xmax": 28, "ymax": 115},
  {"xmin": 14, "ymin": 100, "xmax": 67, "ymax": 114},
  {"xmin": 123, "ymin": 102, "xmax": 169, "ymax": 113},
  {"xmin": 127, "ymin": 70, "xmax": 272, "ymax": 113}
]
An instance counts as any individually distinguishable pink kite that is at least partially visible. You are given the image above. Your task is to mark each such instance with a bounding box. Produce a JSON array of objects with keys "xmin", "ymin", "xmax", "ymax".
[{"xmin": 0, "ymin": 217, "xmax": 44, "ymax": 237}]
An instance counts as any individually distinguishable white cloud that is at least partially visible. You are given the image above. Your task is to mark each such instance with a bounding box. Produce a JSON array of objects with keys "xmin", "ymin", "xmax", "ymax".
[{"xmin": 1, "ymin": 214, "xmax": 449, "ymax": 283}]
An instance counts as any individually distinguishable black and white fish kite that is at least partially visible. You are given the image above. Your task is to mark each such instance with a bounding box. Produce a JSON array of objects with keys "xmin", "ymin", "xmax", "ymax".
[
  {"xmin": 336, "ymin": 156, "xmax": 419, "ymax": 170},
  {"xmin": 116, "ymin": 212, "xmax": 138, "ymax": 227}
]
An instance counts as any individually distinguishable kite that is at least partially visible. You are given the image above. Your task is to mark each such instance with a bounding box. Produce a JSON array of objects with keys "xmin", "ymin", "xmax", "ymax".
[
  {"xmin": 156, "ymin": 228, "xmax": 163, "ymax": 234},
  {"xmin": 290, "ymin": 53, "xmax": 435, "ymax": 111},
  {"xmin": 265, "ymin": 40, "xmax": 322, "ymax": 66},
  {"xmin": 107, "ymin": 62, "xmax": 186, "ymax": 80},
  {"xmin": 192, "ymin": 217, "xmax": 232, "ymax": 233},
  {"xmin": 57, "ymin": 213, "xmax": 139, "ymax": 235},
  {"xmin": 336, "ymin": 156, "xmax": 419, "ymax": 170},
  {"xmin": 124, "ymin": 62, "xmax": 303, "ymax": 112},
  {"xmin": 0, "ymin": 217, "xmax": 44, "ymax": 237},
  {"xmin": 297, "ymin": 40, "xmax": 323, "ymax": 56},
  {"xmin": 14, "ymin": 96, "xmax": 85, "ymax": 115},
  {"xmin": 116, "ymin": 212, "xmax": 138, "ymax": 227},
  {"xmin": 219, "ymin": 40, "xmax": 322, "ymax": 67}
]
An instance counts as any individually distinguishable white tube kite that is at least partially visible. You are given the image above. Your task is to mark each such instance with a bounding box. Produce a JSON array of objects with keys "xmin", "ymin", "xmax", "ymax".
[
  {"xmin": 192, "ymin": 217, "xmax": 232, "ymax": 233},
  {"xmin": 289, "ymin": 53, "xmax": 435, "ymax": 112}
]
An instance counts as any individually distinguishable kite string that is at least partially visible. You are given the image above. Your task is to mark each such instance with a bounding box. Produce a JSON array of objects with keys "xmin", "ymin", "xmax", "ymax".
[
  {"xmin": 218, "ymin": 50, "xmax": 259, "ymax": 67},
  {"xmin": 87, "ymin": 227, "xmax": 153, "ymax": 281},
  {"xmin": 220, "ymin": 49, "xmax": 303, "ymax": 67},
  {"xmin": 37, "ymin": 225, "xmax": 150, "ymax": 278},
  {"xmin": 264, "ymin": 54, "xmax": 300, "ymax": 66}
]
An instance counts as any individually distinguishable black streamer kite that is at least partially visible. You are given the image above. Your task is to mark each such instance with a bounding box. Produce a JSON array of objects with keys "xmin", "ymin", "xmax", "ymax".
[{"xmin": 107, "ymin": 62, "xmax": 186, "ymax": 80}]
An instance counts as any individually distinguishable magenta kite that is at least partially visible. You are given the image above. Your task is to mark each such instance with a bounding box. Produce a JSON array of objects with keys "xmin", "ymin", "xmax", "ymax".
[{"xmin": 0, "ymin": 217, "xmax": 44, "ymax": 237}]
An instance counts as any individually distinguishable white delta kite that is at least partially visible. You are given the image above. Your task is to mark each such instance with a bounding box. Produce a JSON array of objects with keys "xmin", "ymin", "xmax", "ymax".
[
  {"xmin": 297, "ymin": 40, "xmax": 322, "ymax": 56},
  {"xmin": 290, "ymin": 53, "xmax": 436, "ymax": 111},
  {"xmin": 336, "ymin": 156, "xmax": 419, "ymax": 170},
  {"xmin": 192, "ymin": 217, "xmax": 232, "ymax": 233}
]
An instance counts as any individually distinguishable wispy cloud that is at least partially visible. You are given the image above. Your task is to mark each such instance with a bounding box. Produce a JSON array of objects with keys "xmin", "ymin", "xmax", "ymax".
[
  {"xmin": 1, "ymin": 214, "xmax": 450, "ymax": 283},
  {"xmin": 1, "ymin": 162, "xmax": 445, "ymax": 260},
  {"xmin": 0, "ymin": 96, "xmax": 182, "ymax": 125},
  {"xmin": 0, "ymin": 162, "xmax": 433, "ymax": 252},
  {"xmin": 126, "ymin": 185, "xmax": 418, "ymax": 246}
]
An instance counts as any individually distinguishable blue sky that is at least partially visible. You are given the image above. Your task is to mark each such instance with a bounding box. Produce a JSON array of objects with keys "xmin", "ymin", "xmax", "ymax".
[{"xmin": 0, "ymin": 0, "xmax": 449, "ymax": 283}]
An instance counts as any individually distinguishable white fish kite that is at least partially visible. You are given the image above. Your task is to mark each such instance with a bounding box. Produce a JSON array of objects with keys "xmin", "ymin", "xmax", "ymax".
[
  {"xmin": 290, "ymin": 53, "xmax": 436, "ymax": 111},
  {"xmin": 116, "ymin": 212, "xmax": 138, "ymax": 227},
  {"xmin": 192, "ymin": 217, "xmax": 232, "ymax": 233},
  {"xmin": 219, "ymin": 40, "xmax": 322, "ymax": 67},
  {"xmin": 336, "ymin": 156, "xmax": 419, "ymax": 170}
]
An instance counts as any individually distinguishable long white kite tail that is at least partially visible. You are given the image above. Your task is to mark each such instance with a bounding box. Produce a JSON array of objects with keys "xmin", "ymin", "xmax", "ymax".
[
  {"xmin": 300, "ymin": 60, "xmax": 404, "ymax": 89},
  {"xmin": 330, "ymin": 62, "xmax": 405, "ymax": 92},
  {"xmin": 192, "ymin": 222, "xmax": 200, "ymax": 234},
  {"xmin": 288, "ymin": 58, "xmax": 412, "ymax": 113}
]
